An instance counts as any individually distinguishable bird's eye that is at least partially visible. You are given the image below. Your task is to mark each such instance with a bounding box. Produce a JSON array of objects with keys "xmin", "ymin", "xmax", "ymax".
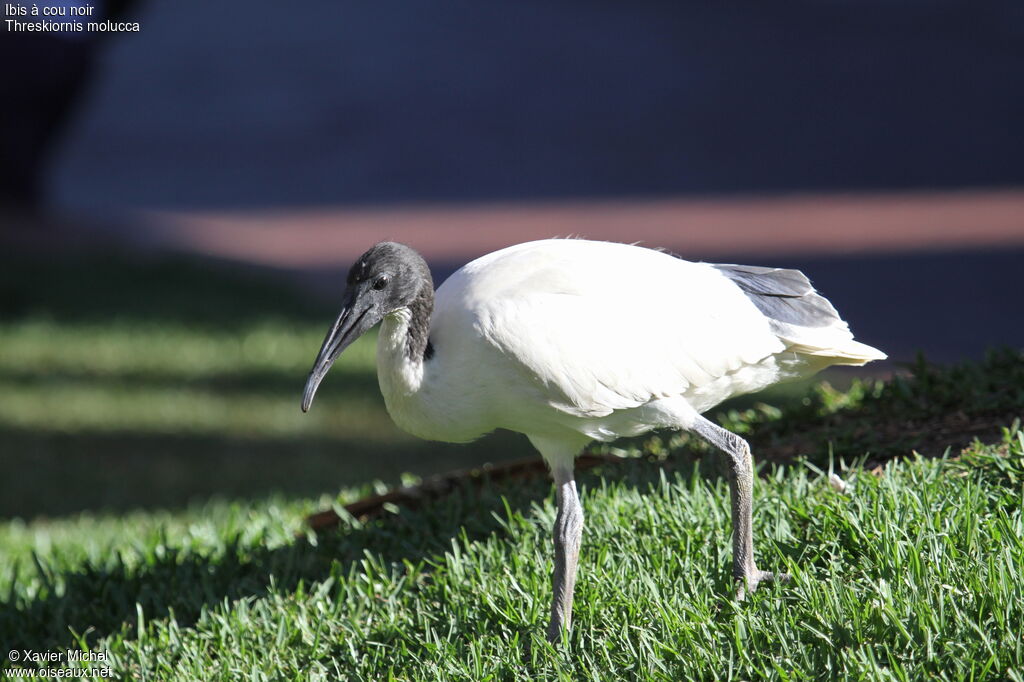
[{"xmin": 372, "ymin": 275, "xmax": 389, "ymax": 290}]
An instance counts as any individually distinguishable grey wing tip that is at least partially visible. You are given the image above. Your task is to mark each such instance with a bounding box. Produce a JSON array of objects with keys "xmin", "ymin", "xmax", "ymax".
[{"xmin": 714, "ymin": 263, "xmax": 840, "ymax": 329}]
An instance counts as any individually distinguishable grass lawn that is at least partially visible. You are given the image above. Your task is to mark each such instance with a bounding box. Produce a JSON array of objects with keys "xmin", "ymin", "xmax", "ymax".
[{"xmin": 1, "ymin": 252, "xmax": 1022, "ymax": 680}]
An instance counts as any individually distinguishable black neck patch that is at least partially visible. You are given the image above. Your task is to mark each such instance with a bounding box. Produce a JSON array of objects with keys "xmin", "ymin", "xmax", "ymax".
[{"xmin": 405, "ymin": 285, "xmax": 435, "ymax": 362}]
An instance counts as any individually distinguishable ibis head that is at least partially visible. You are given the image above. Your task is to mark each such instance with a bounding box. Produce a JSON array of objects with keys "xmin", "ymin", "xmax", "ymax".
[{"xmin": 301, "ymin": 242, "xmax": 432, "ymax": 413}]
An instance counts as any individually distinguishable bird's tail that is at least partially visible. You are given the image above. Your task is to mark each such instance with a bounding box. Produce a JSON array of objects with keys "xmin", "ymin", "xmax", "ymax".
[
  {"xmin": 788, "ymin": 338, "xmax": 888, "ymax": 366},
  {"xmin": 713, "ymin": 263, "xmax": 887, "ymax": 367}
]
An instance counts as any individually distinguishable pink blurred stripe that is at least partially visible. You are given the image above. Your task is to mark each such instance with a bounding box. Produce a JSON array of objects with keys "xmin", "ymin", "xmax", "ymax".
[{"xmin": 149, "ymin": 189, "xmax": 1024, "ymax": 267}]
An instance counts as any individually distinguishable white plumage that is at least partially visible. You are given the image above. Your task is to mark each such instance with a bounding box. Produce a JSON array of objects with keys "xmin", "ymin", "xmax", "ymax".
[
  {"xmin": 378, "ymin": 239, "xmax": 880, "ymax": 457},
  {"xmin": 302, "ymin": 238, "xmax": 885, "ymax": 641}
]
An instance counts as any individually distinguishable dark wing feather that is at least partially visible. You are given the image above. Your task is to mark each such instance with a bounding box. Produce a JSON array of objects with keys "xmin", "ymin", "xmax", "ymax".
[{"xmin": 712, "ymin": 264, "xmax": 843, "ymax": 332}]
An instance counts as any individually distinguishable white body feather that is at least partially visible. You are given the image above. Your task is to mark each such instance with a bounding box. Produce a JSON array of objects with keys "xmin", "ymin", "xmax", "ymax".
[{"xmin": 377, "ymin": 239, "xmax": 884, "ymax": 467}]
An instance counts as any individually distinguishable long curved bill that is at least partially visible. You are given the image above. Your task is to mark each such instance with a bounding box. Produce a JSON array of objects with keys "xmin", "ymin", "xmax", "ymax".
[{"xmin": 301, "ymin": 291, "xmax": 372, "ymax": 412}]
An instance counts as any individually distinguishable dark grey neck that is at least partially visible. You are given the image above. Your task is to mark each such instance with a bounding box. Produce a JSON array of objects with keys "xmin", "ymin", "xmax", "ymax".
[{"xmin": 405, "ymin": 284, "xmax": 435, "ymax": 362}]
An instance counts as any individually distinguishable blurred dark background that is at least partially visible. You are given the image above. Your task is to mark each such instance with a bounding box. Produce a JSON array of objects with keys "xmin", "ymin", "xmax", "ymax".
[
  {"xmin": 2, "ymin": 0, "xmax": 1023, "ymax": 517},
  {"xmin": 23, "ymin": 0, "xmax": 1024, "ymax": 208}
]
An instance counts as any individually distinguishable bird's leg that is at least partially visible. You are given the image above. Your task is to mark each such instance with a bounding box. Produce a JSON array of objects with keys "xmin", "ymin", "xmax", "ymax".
[
  {"xmin": 691, "ymin": 415, "xmax": 789, "ymax": 600},
  {"xmin": 547, "ymin": 464, "xmax": 584, "ymax": 642}
]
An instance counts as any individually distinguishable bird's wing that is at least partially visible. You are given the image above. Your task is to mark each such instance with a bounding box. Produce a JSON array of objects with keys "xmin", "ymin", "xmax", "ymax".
[{"xmin": 461, "ymin": 241, "xmax": 788, "ymax": 417}]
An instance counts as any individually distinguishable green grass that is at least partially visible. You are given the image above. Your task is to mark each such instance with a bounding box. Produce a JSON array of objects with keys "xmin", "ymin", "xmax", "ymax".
[
  {"xmin": 2, "ymin": 425, "xmax": 1022, "ymax": 679},
  {"xmin": 1, "ymin": 253, "xmax": 1022, "ymax": 679}
]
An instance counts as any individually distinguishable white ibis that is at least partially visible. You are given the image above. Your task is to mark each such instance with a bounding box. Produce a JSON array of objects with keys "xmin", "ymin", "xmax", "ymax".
[{"xmin": 301, "ymin": 239, "xmax": 885, "ymax": 641}]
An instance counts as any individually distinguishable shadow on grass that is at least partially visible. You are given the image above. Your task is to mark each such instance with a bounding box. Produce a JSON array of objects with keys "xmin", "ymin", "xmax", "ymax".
[
  {"xmin": 0, "ymin": 427, "xmax": 534, "ymax": 518},
  {"xmin": 0, "ymin": 250, "xmax": 333, "ymax": 330},
  {"xmin": 0, "ymin": 367, "xmax": 381, "ymax": 398}
]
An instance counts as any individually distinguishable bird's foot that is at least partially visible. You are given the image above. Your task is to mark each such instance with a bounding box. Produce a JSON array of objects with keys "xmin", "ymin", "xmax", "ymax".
[{"xmin": 735, "ymin": 569, "xmax": 791, "ymax": 601}]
